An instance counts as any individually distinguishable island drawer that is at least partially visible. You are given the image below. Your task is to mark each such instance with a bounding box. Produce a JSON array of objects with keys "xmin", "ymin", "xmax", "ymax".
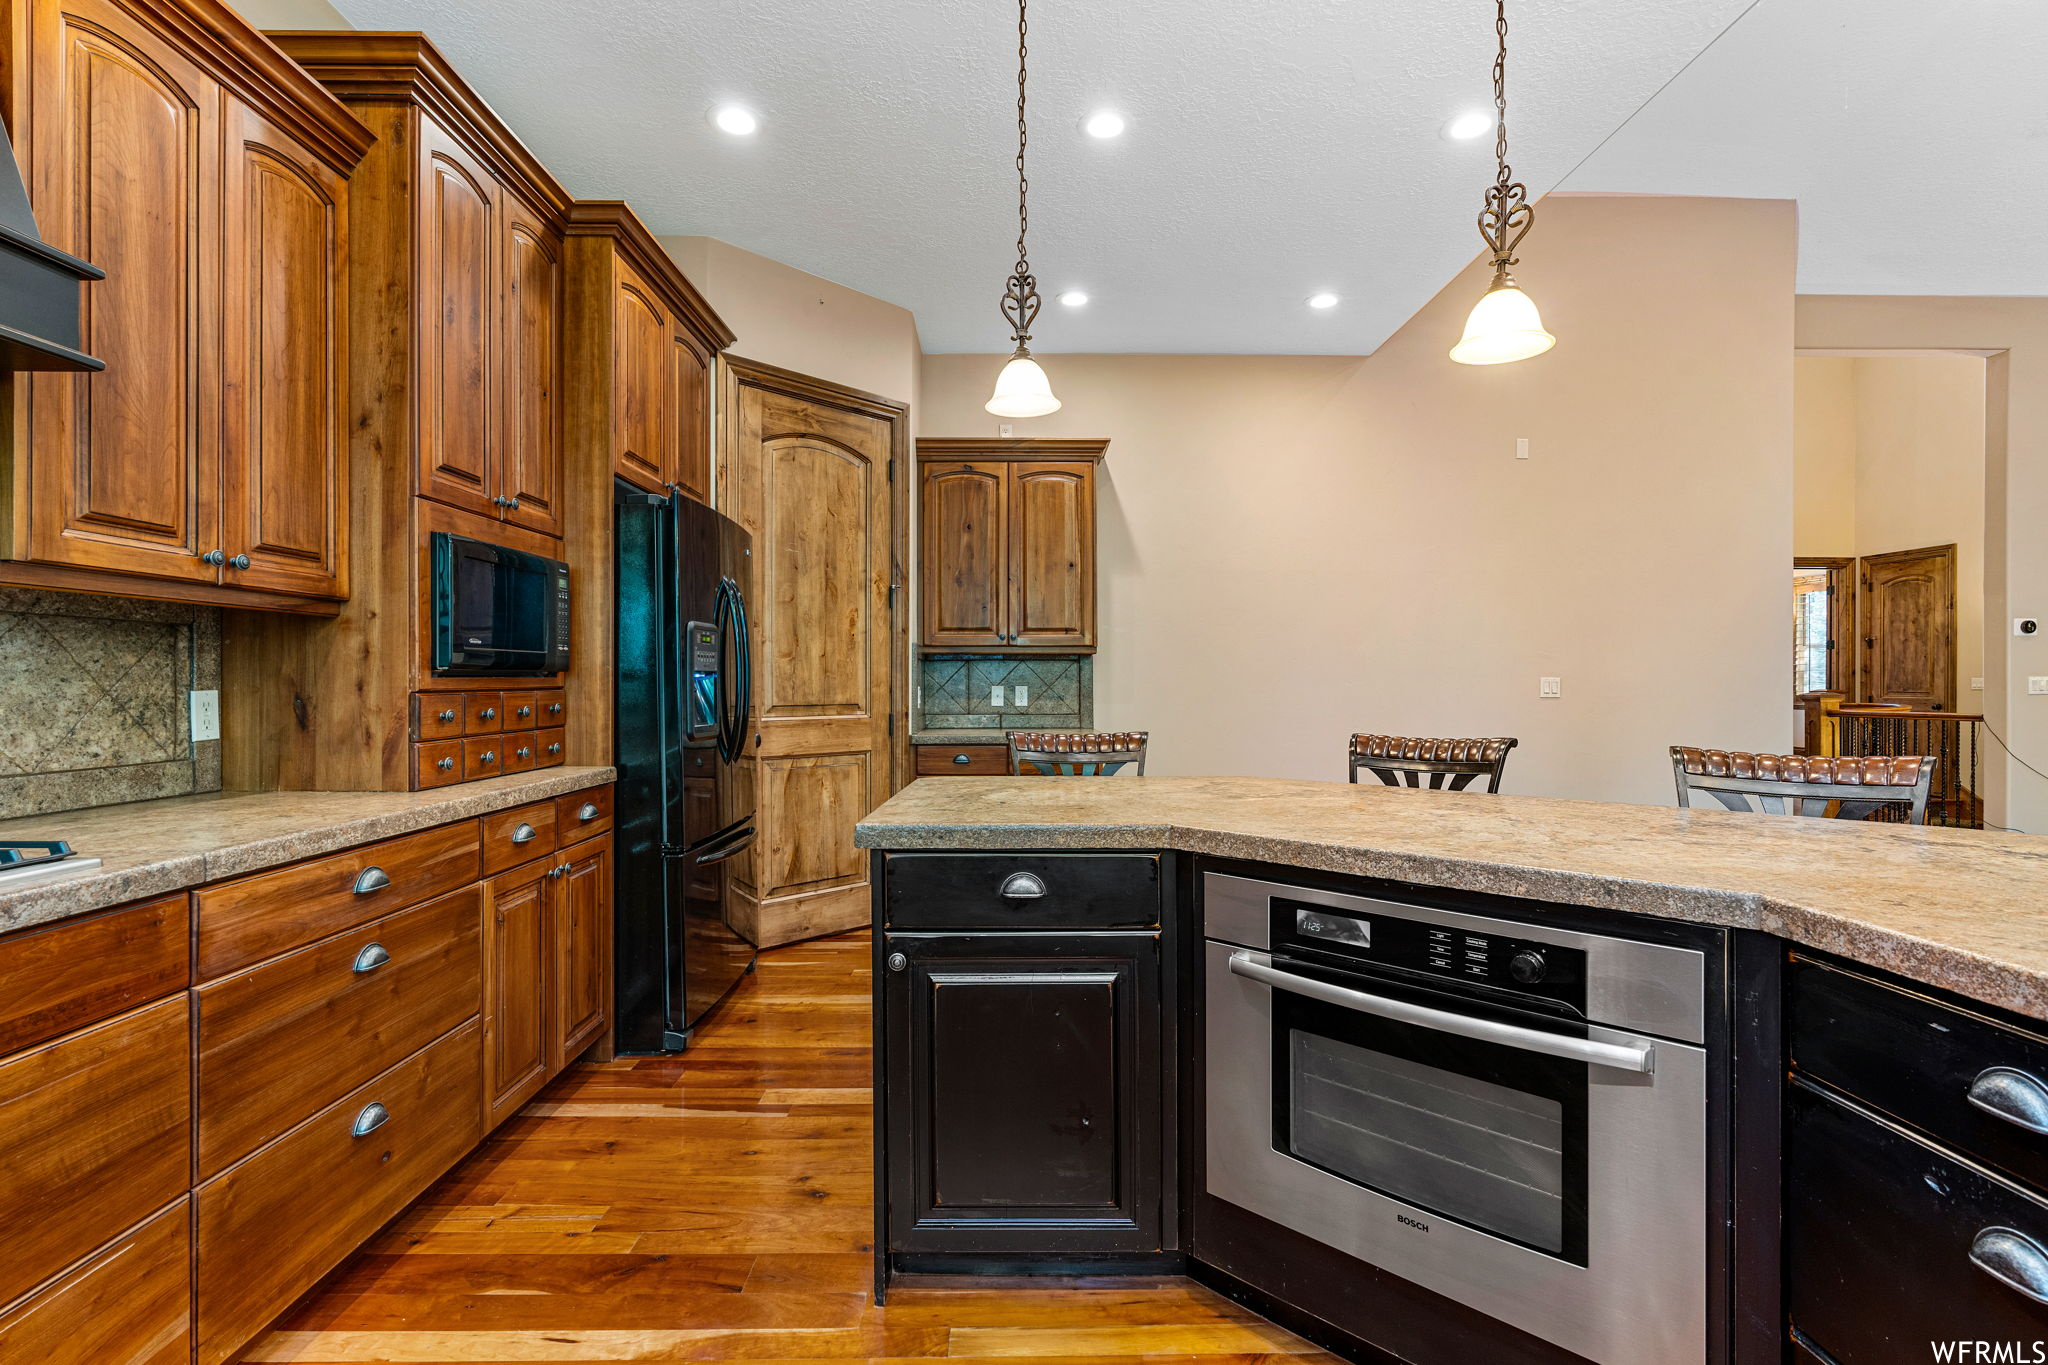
[
  {"xmin": 1791, "ymin": 956, "xmax": 2048, "ymax": 1195},
  {"xmin": 1788, "ymin": 1079, "xmax": 2048, "ymax": 1357},
  {"xmin": 196, "ymin": 821, "xmax": 480, "ymax": 979},
  {"xmin": 194, "ymin": 886, "xmax": 482, "ymax": 1179},
  {"xmin": 0, "ymin": 894, "xmax": 189, "ymax": 1055},
  {"xmin": 0, "ymin": 995, "xmax": 191, "ymax": 1310},
  {"xmin": 916, "ymin": 743, "xmax": 1010, "ymax": 776},
  {"xmin": 884, "ymin": 853, "xmax": 1162, "ymax": 929},
  {"xmin": 196, "ymin": 1019, "xmax": 482, "ymax": 1365},
  {"xmin": 0, "ymin": 1198, "xmax": 190, "ymax": 1364}
]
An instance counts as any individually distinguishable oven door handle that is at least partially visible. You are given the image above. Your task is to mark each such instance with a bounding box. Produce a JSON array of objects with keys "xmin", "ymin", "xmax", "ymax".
[{"xmin": 1228, "ymin": 949, "xmax": 1656, "ymax": 1074}]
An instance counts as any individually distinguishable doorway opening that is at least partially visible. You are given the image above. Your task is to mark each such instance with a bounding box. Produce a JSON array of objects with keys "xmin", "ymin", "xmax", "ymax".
[{"xmin": 1791, "ymin": 351, "xmax": 1988, "ymax": 826}]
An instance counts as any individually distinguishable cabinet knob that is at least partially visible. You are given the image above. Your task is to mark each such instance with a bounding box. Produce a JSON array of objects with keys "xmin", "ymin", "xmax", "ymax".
[
  {"xmin": 480, "ymin": 750, "xmax": 497, "ymax": 765},
  {"xmin": 228, "ymin": 553, "xmax": 251, "ymax": 571},
  {"xmin": 517, "ymin": 746, "xmax": 532, "ymax": 759},
  {"xmin": 481, "ymin": 707, "xmax": 497, "ymax": 720},
  {"xmin": 548, "ymin": 743, "xmax": 562, "ymax": 756},
  {"xmin": 352, "ymin": 942, "xmax": 391, "ymax": 974},
  {"xmin": 200, "ymin": 549, "xmax": 225, "ymax": 567},
  {"xmin": 999, "ymin": 872, "xmax": 1046, "ymax": 900},
  {"xmin": 511, "ymin": 822, "xmax": 539, "ymax": 844},
  {"xmin": 1967, "ymin": 1067, "xmax": 2048, "ymax": 1135},
  {"xmin": 352, "ymin": 866, "xmax": 391, "ymax": 895},
  {"xmin": 436, "ymin": 757, "xmax": 455, "ymax": 771},
  {"xmin": 1971, "ymin": 1227, "xmax": 2048, "ymax": 1305},
  {"xmin": 548, "ymin": 702, "xmax": 563, "ymax": 716},
  {"xmin": 517, "ymin": 705, "xmax": 532, "ymax": 718},
  {"xmin": 953, "ymin": 753, "xmax": 971, "ymax": 765},
  {"xmin": 887, "ymin": 952, "xmax": 907, "ymax": 972},
  {"xmin": 351, "ymin": 1102, "xmax": 391, "ymax": 1139},
  {"xmin": 437, "ymin": 708, "xmax": 457, "ymax": 722}
]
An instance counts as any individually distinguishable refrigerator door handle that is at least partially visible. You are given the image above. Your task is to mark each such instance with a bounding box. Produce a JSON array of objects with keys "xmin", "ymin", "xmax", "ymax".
[
  {"xmin": 731, "ymin": 576, "xmax": 753, "ymax": 754},
  {"xmin": 692, "ymin": 825, "xmax": 756, "ymax": 866}
]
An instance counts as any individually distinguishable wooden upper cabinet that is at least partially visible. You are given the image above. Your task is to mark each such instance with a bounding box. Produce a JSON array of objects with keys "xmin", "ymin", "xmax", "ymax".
[
  {"xmin": 671, "ymin": 330, "xmax": 713, "ymax": 506},
  {"xmin": 917, "ymin": 440, "xmax": 1107, "ymax": 651},
  {"xmin": 4, "ymin": 0, "xmax": 369, "ymax": 607},
  {"xmin": 500, "ymin": 191, "xmax": 564, "ymax": 537},
  {"xmin": 417, "ymin": 119, "xmax": 498, "ymax": 520},
  {"xmin": 921, "ymin": 462, "xmax": 1008, "ymax": 648},
  {"xmin": 611, "ymin": 261, "xmax": 671, "ymax": 493},
  {"xmin": 219, "ymin": 97, "xmax": 349, "ymax": 599}
]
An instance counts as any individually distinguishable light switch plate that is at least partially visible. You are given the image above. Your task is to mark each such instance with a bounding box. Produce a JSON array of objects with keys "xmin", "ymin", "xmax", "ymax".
[
  {"xmin": 2030, "ymin": 677, "xmax": 2048, "ymax": 696},
  {"xmin": 990, "ymin": 684, "xmax": 1006, "ymax": 706},
  {"xmin": 998, "ymin": 423, "xmax": 1015, "ymax": 438},
  {"xmin": 1539, "ymin": 676, "xmax": 1562, "ymax": 699},
  {"xmin": 190, "ymin": 689, "xmax": 220, "ymax": 741},
  {"xmin": 1516, "ymin": 437, "xmax": 1530, "ymax": 460},
  {"xmin": 1972, "ymin": 677, "xmax": 1985, "ymax": 691},
  {"xmin": 1013, "ymin": 685, "xmax": 1029, "ymax": 707}
]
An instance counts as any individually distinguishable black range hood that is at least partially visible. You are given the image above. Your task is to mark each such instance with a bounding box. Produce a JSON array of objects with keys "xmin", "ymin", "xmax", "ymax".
[{"xmin": 0, "ymin": 122, "xmax": 102, "ymax": 373}]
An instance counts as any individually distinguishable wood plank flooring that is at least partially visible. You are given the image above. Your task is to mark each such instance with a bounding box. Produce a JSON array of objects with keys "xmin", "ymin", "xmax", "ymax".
[{"xmin": 238, "ymin": 932, "xmax": 1333, "ymax": 1365}]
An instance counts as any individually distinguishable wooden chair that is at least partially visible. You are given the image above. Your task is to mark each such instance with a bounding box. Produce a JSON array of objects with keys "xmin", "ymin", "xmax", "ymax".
[
  {"xmin": 1669, "ymin": 747, "xmax": 1936, "ymax": 825},
  {"xmin": 1008, "ymin": 731, "xmax": 1148, "ymax": 776},
  {"xmin": 1348, "ymin": 735, "xmax": 1517, "ymax": 793}
]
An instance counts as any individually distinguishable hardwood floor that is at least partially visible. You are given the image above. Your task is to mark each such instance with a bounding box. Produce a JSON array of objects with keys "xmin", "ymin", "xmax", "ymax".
[{"xmin": 237, "ymin": 932, "xmax": 1331, "ymax": 1364}]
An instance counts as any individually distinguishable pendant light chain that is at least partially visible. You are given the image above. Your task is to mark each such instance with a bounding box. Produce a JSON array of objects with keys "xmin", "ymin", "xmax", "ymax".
[
  {"xmin": 998, "ymin": 0, "xmax": 1041, "ymax": 351},
  {"xmin": 1476, "ymin": 0, "xmax": 1532, "ymax": 278}
]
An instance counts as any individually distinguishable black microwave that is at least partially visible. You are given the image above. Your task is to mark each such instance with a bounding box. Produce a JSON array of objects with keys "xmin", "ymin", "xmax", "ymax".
[{"xmin": 430, "ymin": 532, "xmax": 571, "ymax": 676}]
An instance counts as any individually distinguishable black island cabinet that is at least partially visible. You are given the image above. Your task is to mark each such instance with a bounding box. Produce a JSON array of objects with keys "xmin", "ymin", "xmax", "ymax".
[{"xmin": 873, "ymin": 851, "xmax": 1177, "ymax": 1287}]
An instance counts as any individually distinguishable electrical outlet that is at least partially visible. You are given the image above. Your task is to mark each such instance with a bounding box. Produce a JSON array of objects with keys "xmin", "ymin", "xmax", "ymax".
[
  {"xmin": 990, "ymin": 684, "xmax": 1006, "ymax": 706},
  {"xmin": 189, "ymin": 689, "xmax": 220, "ymax": 741},
  {"xmin": 1013, "ymin": 684, "xmax": 1029, "ymax": 707},
  {"xmin": 998, "ymin": 423, "xmax": 1015, "ymax": 438},
  {"xmin": 1539, "ymin": 676, "xmax": 1562, "ymax": 699},
  {"xmin": 2030, "ymin": 677, "xmax": 2048, "ymax": 696}
]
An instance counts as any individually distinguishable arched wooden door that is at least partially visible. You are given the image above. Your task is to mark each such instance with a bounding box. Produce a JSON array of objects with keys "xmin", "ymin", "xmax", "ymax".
[{"xmin": 719, "ymin": 359, "xmax": 908, "ymax": 947}]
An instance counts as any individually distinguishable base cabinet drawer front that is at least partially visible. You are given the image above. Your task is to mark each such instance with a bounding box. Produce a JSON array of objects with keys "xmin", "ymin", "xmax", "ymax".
[
  {"xmin": 197, "ymin": 820, "xmax": 481, "ymax": 977},
  {"xmin": 885, "ymin": 853, "xmax": 1163, "ymax": 931},
  {"xmin": 0, "ymin": 1198, "xmax": 190, "ymax": 1365},
  {"xmin": 1788, "ymin": 1081, "xmax": 2048, "ymax": 1358},
  {"xmin": 0, "ymin": 894, "xmax": 189, "ymax": 1055},
  {"xmin": 195, "ymin": 886, "xmax": 483, "ymax": 1179},
  {"xmin": 483, "ymin": 800, "xmax": 560, "ymax": 877},
  {"xmin": 883, "ymin": 931, "xmax": 1162, "ymax": 1254},
  {"xmin": 1792, "ymin": 957, "xmax": 2048, "ymax": 1195},
  {"xmin": 556, "ymin": 785, "xmax": 613, "ymax": 839},
  {"xmin": 196, "ymin": 1020, "xmax": 483, "ymax": 1365},
  {"xmin": 915, "ymin": 744, "xmax": 1010, "ymax": 776},
  {"xmin": 0, "ymin": 996, "xmax": 192, "ymax": 1309}
]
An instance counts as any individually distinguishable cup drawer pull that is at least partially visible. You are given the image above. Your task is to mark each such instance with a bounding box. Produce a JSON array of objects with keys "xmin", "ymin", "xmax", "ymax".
[
  {"xmin": 1968, "ymin": 1067, "xmax": 2048, "ymax": 1135},
  {"xmin": 510, "ymin": 822, "xmax": 539, "ymax": 844},
  {"xmin": 999, "ymin": 872, "xmax": 1046, "ymax": 899},
  {"xmin": 1972, "ymin": 1227, "xmax": 2048, "ymax": 1304},
  {"xmin": 577, "ymin": 802, "xmax": 600, "ymax": 821},
  {"xmin": 952, "ymin": 753, "xmax": 972, "ymax": 765},
  {"xmin": 352, "ymin": 867, "xmax": 391, "ymax": 895},
  {"xmin": 352, "ymin": 1102, "xmax": 391, "ymax": 1139},
  {"xmin": 352, "ymin": 942, "xmax": 391, "ymax": 974}
]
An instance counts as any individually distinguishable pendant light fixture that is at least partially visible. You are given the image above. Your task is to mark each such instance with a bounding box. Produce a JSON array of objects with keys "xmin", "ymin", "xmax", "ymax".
[
  {"xmin": 986, "ymin": 0, "xmax": 1060, "ymax": 417},
  {"xmin": 1450, "ymin": 0, "xmax": 1556, "ymax": 366}
]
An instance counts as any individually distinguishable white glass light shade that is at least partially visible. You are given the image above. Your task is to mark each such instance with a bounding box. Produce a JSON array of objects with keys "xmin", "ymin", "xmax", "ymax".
[
  {"xmin": 986, "ymin": 353, "xmax": 1062, "ymax": 417},
  {"xmin": 1449, "ymin": 279, "xmax": 1556, "ymax": 365}
]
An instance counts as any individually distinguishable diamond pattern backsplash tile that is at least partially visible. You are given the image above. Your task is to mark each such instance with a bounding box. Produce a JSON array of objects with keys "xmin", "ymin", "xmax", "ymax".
[
  {"xmin": 0, "ymin": 587, "xmax": 221, "ymax": 820},
  {"xmin": 919, "ymin": 655, "xmax": 1093, "ymax": 731}
]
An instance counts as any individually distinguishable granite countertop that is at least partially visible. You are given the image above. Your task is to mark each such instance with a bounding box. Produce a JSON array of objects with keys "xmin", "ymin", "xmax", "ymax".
[
  {"xmin": 857, "ymin": 776, "xmax": 2048, "ymax": 1022},
  {"xmin": 0, "ymin": 766, "xmax": 615, "ymax": 935},
  {"xmin": 911, "ymin": 728, "xmax": 1097, "ymax": 745}
]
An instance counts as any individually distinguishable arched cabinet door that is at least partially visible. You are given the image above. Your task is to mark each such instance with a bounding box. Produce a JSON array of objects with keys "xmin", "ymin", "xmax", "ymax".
[
  {"xmin": 219, "ymin": 97, "xmax": 348, "ymax": 598},
  {"xmin": 1008, "ymin": 461, "xmax": 1097, "ymax": 648},
  {"xmin": 610, "ymin": 261, "xmax": 671, "ymax": 493},
  {"xmin": 920, "ymin": 462, "xmax": 1009, "ymax": 648},
  {"xmin": 22, "ymin": 0, "xmax": 221, "ymax": 585},
  {"xmin": 499, "ymin": 191, "xmax": 564, "ymax": 537}
]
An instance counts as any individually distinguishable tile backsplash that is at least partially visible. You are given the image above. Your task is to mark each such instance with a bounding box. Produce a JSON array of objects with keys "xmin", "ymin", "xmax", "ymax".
[
  {"xmin": 919, "ymin": 654, "xmax": 1092, "ymax": 731},
  {"xmin": 0, "ymin": 588, "xmax": 221, "ymax": 820}
]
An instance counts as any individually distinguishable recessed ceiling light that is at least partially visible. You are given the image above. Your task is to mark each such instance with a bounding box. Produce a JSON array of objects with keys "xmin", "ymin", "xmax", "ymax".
[
  {"xmin": 1059, "ymin": 290, "xmax": 1089, "ymax": 306},
  {"xmin": 1442, "ymin": 110, "xmax": 1493, "ymax": 141},
  {"xmin": 1082, "ymin": 110, "xmax": 1126, "ymax": 139},
  {"xmin": 711, "ymin": 105, "xmax": 759, "ymax": 136},
  {"xmin": 1307, "ymin": 292, "xmax": 1340, "ymax": 310}
]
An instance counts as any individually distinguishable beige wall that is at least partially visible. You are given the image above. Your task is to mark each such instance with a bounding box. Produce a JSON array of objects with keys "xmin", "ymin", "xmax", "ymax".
[
  {"xmin": 1797, "ymin": 297, "xmax": 2048, "ymax": 833},
  {"xmin": 921, "ymin": 195, "xmax": 1798, "ymax": 807},
  {"xmin": 1793, "ymin": 357, "xmax": 1857, "ymax": 556},
  {"xmin": 231, "ymin": 0, "xmax": 350, "ymax": 28},
  {"xmin": 660, "ymin": 236, "xmax": 920, "ymax": 406}
]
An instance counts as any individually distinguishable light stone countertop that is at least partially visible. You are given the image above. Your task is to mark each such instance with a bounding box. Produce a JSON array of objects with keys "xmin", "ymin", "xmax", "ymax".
[
  {"xmin": 911, "ymin": 729, "xmax": 1099, "ymax": 745},
  {"xmin": 857, "ymin": 775, "xmax": 2048, "ymax": 1022},
  {"xmin": 0, "ymin": 767, "xmax": 615, "ymax": 935}
]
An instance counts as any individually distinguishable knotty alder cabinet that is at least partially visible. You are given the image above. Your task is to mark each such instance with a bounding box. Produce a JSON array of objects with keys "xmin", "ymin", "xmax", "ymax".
[
  {"xmin": 0, "ymin": 0, "xmax": 372, "ymax": 610},
  {"xmin": 918, "ymin": 439, "xmax": 1106, "ymax": 651},
  {"xmin": 0, "ymin": 785, "xmax": 613, "ymax": 1365}
]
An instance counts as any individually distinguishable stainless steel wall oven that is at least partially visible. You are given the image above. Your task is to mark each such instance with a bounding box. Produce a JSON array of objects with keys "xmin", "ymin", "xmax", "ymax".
[{"xmin": 1204, "ymin": 872, "xmax": 1713, "ymax": 1365}]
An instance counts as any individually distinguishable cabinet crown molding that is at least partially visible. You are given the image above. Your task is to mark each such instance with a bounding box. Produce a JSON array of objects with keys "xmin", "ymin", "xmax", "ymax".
[
  {"xmin": 270, "ymin": 31, "xmax": 572, "ymax": 218},
  {"xmin": 917, "ymin": 438, "xmax": 1109, "ymax": 464},
  {"xmin": 565, "ymin": 201, "xmax": 735, "ymax": 353}
]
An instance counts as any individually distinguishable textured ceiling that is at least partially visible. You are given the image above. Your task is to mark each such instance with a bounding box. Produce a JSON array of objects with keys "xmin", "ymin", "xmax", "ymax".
[
  {"xmin": 1566, "ymin": 0, "xmax": 2048, "ymax": 298},
  {"xmin": 328, "ymin": 0, "xmax": 1755, "ymax": 354}
]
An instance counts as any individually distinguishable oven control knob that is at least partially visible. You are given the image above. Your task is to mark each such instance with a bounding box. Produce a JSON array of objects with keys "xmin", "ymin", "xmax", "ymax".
[{"xmin": 1508, "ymin": 949, "xmax": 1548, "ymax": 985}]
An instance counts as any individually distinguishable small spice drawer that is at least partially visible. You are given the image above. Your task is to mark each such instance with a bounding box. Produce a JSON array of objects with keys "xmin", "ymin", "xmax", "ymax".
[
  {"xmin": 502, "ymin": 691, "xmax": 540, "ymax": 730},
  {"xmin": 535, "ymin": 726, "xmax": 567, "ymax": 767},
  {"xmin": 415, "ymin": 739, "xmax": 465, "ymax": 789},
  {"xmin": 412, "ymin": 694, "xmax": 465, "ymax": 740},
  {"xmin": 483, "ymin": 799, "xmax": 560, "ymax": 876},
  {"xmin": 463, "ymin": 691, "xmax": 504, "ymax": 734},
  {"xmin": 536, "ymin": 689, "xmax": 567, "ymax": 727},
  {"xmin": 463, "ymin": 735, "xmax": 506, "ymax": 780},
  {"xmin": 503, "ymin": 734, "xmax": 540, "ymax": 773}
]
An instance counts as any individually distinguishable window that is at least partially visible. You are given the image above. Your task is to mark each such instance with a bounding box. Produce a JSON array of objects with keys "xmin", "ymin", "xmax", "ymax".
[{"xmin": 1794, "ymin": 567, "xmax": 1833, "ymax": 694}]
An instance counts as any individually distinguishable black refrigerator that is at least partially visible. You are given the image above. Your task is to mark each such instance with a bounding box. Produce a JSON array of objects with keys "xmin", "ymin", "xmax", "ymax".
[{"xmin": 613, "ymin": 483, "xmax": 757, "ymax": 1052}]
